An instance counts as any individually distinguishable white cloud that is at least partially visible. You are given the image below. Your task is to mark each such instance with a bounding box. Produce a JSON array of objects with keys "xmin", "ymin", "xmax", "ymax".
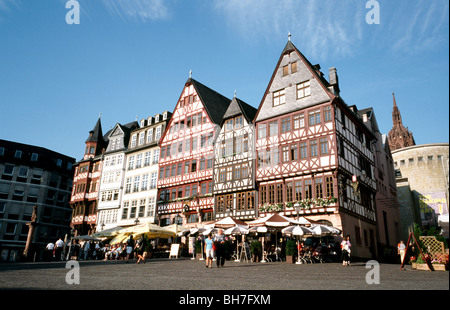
[
  {"xmin": 101, "ymin": 0, "xmax": 169, "ymax": 22},
  {"xmin": 212, "ymin": 0, "xmax": 448, "ymax": 60},
  {"xmin": 212, "ymin": 0, "xmax": 363, "ymax": 60}
]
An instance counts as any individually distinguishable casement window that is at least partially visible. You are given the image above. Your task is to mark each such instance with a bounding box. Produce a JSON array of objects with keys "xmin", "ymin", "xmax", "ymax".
[
  {"xmin": 226, "ymin": 167, "xmax": 232, "ymax": 181},
  {"xmin": 185, "ymin": 186, "xmax": 190, "ymax": 198},
  {"xmin": 217, "ymin": 195, "xmax": 224, "ymax": 213},
  {"xmin": 130, "ymin": 200, "xmax": 137, "ymax": 218},
  {"xmin": 234, "ymin": 164, "xmax": 241, "ymax": 180},
  {"xmin": 283, "ymin": 65, "xmax": 289, "ymax": 77},
  {"xmin": 300, "ymin": 142, "xmax": 307, "ymax": 159},
  {"xmin": 225, "ymin": 119, "xmax": 233, "ymax": 131},
  {"xmin": 184, "ymin": 161, "xmax": 190, "ymax": 174},
  {"xmin": 268, "ymin": 185, "xmax": 275, "ymax": 204},
  {"xmin": 177, "ymin": 163, "xmax": 183, "ymax": 175},
  {"xmin": 281, "ymin": 117, "xmax": 291, "ymax": 133},
  {"xmin": 147, "ymin": 197, "xmax": 155, "ymax": 217},
  {"xmin": 125, "ymin": 178, "xmax": 132, "ymax": 193},
  {"xmin": 326, "ymin": 177, "xmax": 334, "ymax": 197},
  {"xmin": 260, "ymin": 186, "xmax": 267, "ymax": 205},
  {"xmin": 141, "ymin": 174, "xmax": 148, "ymax": 191},
  {"xmin": 282, "ymin": 146, "xmax": 289, "ymax": 163},
  {"xmin": 291, "ymin": 144, "xmax": 298, "ymax": 161},
  {"xmin": 133, "ymin": 176, "xmax": 140, "ymax": 193},
  {"xmin": 258, "ymin": 124, "xmax": 267, "ymax": 139},
  {"xmin": 320, "ymin": 138, "xmax": 328, "ymax": 155},
  {"xmin": 324, "ymin": 106, "xmax": 332, "ymax": 122},
  {"xmin": 310, "ymin": 140, "xmax": 318, "ymax": 157},
  {"xmin": 295, "ymin": 181, "xmax": 302, "ymax": 201},
  {"xmin": 122, "ymin": 202, "xmax": 129, "ymax": 219},
  {"xmin": 315, "ymin": 178, "xmax": 323, "ymax": 198},
  {"xmin": 128, "ymin": 156, "xmax": 135, "ymax": 170},
  {"xmin": 293, "ymin": 113, "xmax": 305, "ymax": 129},
  {"xmin": 276, "ymin": 183, "xmax": 283, "ymax": 203},
  {"xmin": 273, "ymin": 89, "xmax": 286, "ymax": 107},
  {"xmin": 241, "ymin": 163, "xmax": 248, "ymax": 177},
  {"xmin": 136, "ymin": 154, "xmax": 142, "ymax": 168},
  {"xmin": 237, "ymin": 193, "xmax": 245, "ymax": 211},
  {"xmin": 152, "ymin": 150, "xmax": 159, "ymax": 164},
  {"xmin": 269, "ymin": 121, "xmax": 278, "ymax": 137},
  {"xmin": 297, "ymin": 80, "xmax": 311, "ymax": 99},
  {"xmin": 138, "ymin": 199, "xmax": 146, "ymax": 217},
  {"xmin": 139, "ymin": 132, "xmax": 145, "ymax": 145},
  {"xmin": 150, "ymin": 172, "xmax": 157, "ymax": 189},
  {"xmin": 309, "ymin": 109, "xmax": 321, "ymax": 125},
  {"xmin": 155, "ymin": 126, "xmax": 162, "ymax": 140},
  {"xmin": 235, "ymin": 116, "xmax": 243, "ymax": 128},
  {"xmin": 147, "ymin": 129, "xmax": 153, "ymax": 143},
  {"xmin": 305, "ymin": 179, "xmax": 312, "ymax": 199},
  {"xmin": 171, "ymin": 165, "xmax": 176, "ymax": 177},
  {"xmin": 291, "ymin": 62, "xmax": 297, "ymax": 73},
  {"xmin": 131, "ymin": 134, "xmax": 137, "ymax": 147},
  {"xmin": 286, "ymin": 182, "xmax": 293, "ymax": 202}
]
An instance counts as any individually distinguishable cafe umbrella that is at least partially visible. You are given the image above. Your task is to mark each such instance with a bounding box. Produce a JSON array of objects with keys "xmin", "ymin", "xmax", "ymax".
[
  {"xmin": 281, "ymin": 225, "xmax": 314, "ymax": 264},
  {"xmin": 224, "ymin": 226, "xmax": 249, "ymax": 262}
]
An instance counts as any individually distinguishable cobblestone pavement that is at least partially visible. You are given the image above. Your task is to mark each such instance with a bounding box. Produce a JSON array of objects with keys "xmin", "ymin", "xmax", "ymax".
[{"xmin": 0, "ymin": 257, "xmax": 448, "ymax": 291}]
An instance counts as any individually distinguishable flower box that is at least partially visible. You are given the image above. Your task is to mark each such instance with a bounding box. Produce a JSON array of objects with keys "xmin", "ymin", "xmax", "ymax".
[
  {"xmin": 416, "ymin": 264, "xmax": 431, "ymax": 271},
  {"xmin": 431, "ymin": 264, "xmax": 446, "ymax": 271}
]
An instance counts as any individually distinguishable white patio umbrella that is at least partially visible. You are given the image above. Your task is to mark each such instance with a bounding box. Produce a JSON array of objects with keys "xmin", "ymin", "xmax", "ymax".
[
  {"xmin": 282, "ymin": 225, "xmax": 314, "ymax": 264},
  {"xmin": 224, "ymin": 226, "xmax": 249, "ymax": 261},
  {"xmin": 310, "ymin": 224, "xmax": 340, "ymax": 236}
]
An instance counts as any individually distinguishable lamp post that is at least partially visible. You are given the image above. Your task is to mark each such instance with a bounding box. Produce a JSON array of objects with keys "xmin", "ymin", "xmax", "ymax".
[{"xmin": 294, "ymin": 202, "xmax": 300, "ymax": 221}]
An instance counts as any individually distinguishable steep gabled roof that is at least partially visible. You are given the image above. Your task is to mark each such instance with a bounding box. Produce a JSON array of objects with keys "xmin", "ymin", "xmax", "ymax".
[
  {"xmin": 85, "ymin": 117, "xmax": 105, "ymax": 144},
  {"xmin": 187, "ymin": 78, "xmax": 231, "ymax": 125},
  {"xmin": 222, "ymin": 96, "xmax": 258, "ymax": 126},
  {"xmin": 253, "ymin": 39, "xmax": 336, "ymax": 123}
]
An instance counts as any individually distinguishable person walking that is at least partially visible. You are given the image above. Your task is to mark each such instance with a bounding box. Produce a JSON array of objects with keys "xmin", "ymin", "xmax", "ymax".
[
  {"xmin": 136, "ymin": 234, "xmax": 148, "ymax": 264},
  {"xmin": 44, "ymin": 241, "xmax": 55, "ymax": 262},
  {"xmin": 126, "ymin": 234, "xmax": 134, "ymax": 263},
  {"xmin": 54, "ymin": 238, "xmax": 64, "ymax": 261},
  {"xmin": 82, "ymin": 240, "xmax": 90, "ymax": 260},
  {"xmin": 204, "ymin": 233, "xmax": 214, "ymax": 268},
  {"xmin": 397, "ymin": 240, "xmax": 406, "ymax": 264},
  {"xmin": 340, "ymin": 235, "xmax": 351, "ymax": 267},
  {"xmin": 214, "ymin": 229, "xmax": 226, "ymax": 267}
]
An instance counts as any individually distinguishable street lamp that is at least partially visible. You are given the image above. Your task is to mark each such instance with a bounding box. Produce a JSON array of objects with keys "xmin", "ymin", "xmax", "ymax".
[{"xmin": 294, "ymin": 202, "xmax": 301, "ymax": 221}]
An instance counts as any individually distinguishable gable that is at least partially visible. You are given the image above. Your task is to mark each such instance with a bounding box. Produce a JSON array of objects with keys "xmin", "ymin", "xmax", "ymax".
[
  {"xmin": 255, "ymin": 41, "xmax": 334, "ymax": 123},
  {"xmin": 109, "ymin": 124, "xmax": 124, "ymax": 137}
]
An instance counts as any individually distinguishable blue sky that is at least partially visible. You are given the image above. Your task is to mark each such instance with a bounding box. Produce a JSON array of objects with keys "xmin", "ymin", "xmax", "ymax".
[{"xmin": 0, "ymin": 0, "xmax": 448, "ymax": 160}]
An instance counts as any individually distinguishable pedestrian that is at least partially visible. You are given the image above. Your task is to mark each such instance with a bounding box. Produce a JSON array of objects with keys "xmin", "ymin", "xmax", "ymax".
[
  {"xmin": 214, "ymin": 229, "xmax": 226, "ymax": 267},
  {"xmin": 397, "ymin": 240, "xmax": 406, "ymax": 264},
  {"xmin": 136, "ymin": 234, "xmax": 148, "ymax": 264},
  {"xmin": 54, "ymin": 238, "xmax": 64, "ymax": 261},
  {"xmin": 82, "ymin": 240, "xmax": 90, "ymax": 260},
  {"xmin": 204, "ymin": 233, "xmax": 214, "ymax": 268},
  {"xmin": 44, "ymin": 241, "xmax": 55, "ymax": 261},
  {"xmin": 340, "ymin": 235, "xmax": 351, "ymax": 267},
  {"xmin": 126, "ymin": 234, "xmax": 134, "ymax": 263}
]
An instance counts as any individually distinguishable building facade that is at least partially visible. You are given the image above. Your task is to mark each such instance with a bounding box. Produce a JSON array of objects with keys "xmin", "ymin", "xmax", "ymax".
[
  {"xmin": 157, "ymin": 78, "xmax": 230, "ymax": 227},
  {"xmin": 70, "ymin": 118, "xmax": 107, "ymax": 236},
  {"xmin": 253, "ymin": 39, "xmax": 378, "ymax": 259},
  {"xmin": 213, "ymin": 96, "xmax": 258, "ymax": 221},
  {"xmin": 359, "ymin": 108, "xmax": 402, "ymax": 260},
  {"xmin": 392, "ymin": 143, "xmax": 449, "ymax": 239},
  {"xmin": 96, "ymin": 121, "xmax": 139, "ymax": 231},
  {"xmin": 118, "ymin": 112, "xmax": 171, "ymax": 228},
  {"xmin": 0, "ymin": 139, "xmax": 75, "ymax": 261}
]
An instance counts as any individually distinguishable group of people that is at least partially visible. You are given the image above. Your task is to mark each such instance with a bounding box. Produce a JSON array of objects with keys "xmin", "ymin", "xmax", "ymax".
[
  {"xmin": 101, "ymin": 234, "xmax": 151, "ymax": 264},
  {"xmin": 204, "ymin": 228, "xmax": 227, "ymax": 268},
  {"xmin": 44, "ymin": 238, "xmax": 65, "ymax": 261}
]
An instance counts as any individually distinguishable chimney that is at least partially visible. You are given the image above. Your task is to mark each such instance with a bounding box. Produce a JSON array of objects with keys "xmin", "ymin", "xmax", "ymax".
[
  {"xmin": 313, "ymin": 64, "xmax": 323, "ymax": 78},
  {"xmin": 329, "ymin": 67, "xmax": 340, "ymax": 96}
]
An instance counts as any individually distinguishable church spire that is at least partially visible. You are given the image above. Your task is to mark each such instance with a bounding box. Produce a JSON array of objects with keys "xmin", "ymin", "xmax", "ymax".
[{"xmin": 388, "ymin": 92, "xmax": 415, "ymax": 151}]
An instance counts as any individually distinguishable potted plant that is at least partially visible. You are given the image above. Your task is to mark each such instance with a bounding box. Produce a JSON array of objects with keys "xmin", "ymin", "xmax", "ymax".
[
  {"xmin": 285, "ymin": 240, "xmax": 296, "ymax": 263},
  {"xmin": 250, "ymin": 241, "xmax": 262, "ymax": 262}
]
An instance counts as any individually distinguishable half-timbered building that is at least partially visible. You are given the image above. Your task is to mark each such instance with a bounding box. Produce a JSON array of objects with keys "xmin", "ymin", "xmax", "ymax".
[
  {"xmin": 157, "ymin": 77, "xmax": 231, "ymax": 227},
  {"xmin": 70, "ymin": 117, "xmax": 107, "ymax": 236},
  {"xmin": 254, "ymin": 38, "xmax": 378, "ymax": 259},
  {"xmin": 214, "ymin": 95, "xmax": 258, "ymax": 221}
]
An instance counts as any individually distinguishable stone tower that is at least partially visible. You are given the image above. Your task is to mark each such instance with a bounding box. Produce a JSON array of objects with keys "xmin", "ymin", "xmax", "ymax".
[{"xmin": 388, "ymin": 92, "xmax": 415, "ymax": 151}]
